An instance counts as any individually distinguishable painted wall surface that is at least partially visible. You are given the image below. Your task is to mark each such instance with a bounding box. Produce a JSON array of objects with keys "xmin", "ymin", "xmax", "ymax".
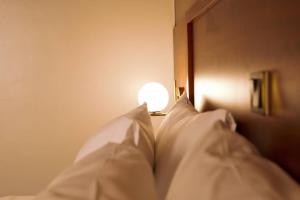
[{"xmin": 0, "ymin": 0, "xmax": 174, "ymax": 196}]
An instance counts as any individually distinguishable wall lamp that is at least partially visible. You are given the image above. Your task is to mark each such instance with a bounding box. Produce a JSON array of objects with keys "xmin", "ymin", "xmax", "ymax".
[{"xmin": 250, "ymin": 71, "xmax": 270, "ymax": 115}]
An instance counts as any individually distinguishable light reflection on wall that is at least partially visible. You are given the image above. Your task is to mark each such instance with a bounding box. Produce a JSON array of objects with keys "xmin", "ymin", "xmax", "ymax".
[
  {"xmin": 186, "ymin": 77, "xmax": 189, "ymax": 98},
  {"xmin": 194, "ymin": 77, "xmax": 247, "ymax": 111}
]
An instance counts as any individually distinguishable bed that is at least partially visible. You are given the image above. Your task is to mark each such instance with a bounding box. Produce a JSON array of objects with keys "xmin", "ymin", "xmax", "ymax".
[{"xmin": 2, "ymin": 95, "xmax": 300, "ymax": 200}]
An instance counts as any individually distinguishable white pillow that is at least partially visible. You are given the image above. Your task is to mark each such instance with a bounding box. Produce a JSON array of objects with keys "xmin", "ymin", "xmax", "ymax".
[
  {"xmin": 36, "ymin": 104, "xmax": 157, "ymax": 200},
  {"xmin": 75, "ymin": 103, "xmax": 155, "ymax": 165},
  {"xmin": 155, "ymin": 94, "xmax": 236, "ymax": 200},
  {"xmin": 165, "ymin": 120, "xmax": 300, "ymax": 200}
]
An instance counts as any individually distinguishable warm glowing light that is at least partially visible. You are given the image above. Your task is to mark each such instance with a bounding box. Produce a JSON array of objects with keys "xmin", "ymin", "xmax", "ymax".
[
  {"xmin": 194, "ymin": 77, "xmax": 246, "ymax": 111},
  {"xmin": 138, "ymin": 82, "xmax": 169, "ymax": 112},
  {"xmin": 186, "ymin": 77, "xmax": 189, "ymax": 98}
]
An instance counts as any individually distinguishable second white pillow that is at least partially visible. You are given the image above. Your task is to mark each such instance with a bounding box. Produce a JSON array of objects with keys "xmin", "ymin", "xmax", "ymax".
[{"xmin": 155, "ymin": 94, "xmax": 236, "ymax": 200}]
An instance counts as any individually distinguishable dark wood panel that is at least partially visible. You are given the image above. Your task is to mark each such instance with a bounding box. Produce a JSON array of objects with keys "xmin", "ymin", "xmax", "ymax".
[
  {"xmin": 182, "ymin": 0, "xmax": 300, "ymax": 182},
  {"xmin": 187, "ymin": 22, "xmax": 194, "ymax": 105}
]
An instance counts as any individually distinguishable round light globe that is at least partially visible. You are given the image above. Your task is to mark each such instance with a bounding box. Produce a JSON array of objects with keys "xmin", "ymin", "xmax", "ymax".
[{"xmin": 138, "ymin": 82, "xmax": 169, "ymax": 112}]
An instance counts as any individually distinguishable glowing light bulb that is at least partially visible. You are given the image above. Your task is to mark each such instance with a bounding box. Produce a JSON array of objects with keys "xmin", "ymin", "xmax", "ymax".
[{"xmin": 138, "ymin": 82, "xmax": 169, "ymax": 112}]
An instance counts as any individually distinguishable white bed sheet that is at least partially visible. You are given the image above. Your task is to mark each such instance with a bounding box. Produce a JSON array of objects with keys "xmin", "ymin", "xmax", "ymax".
[{"xmin": 0, "ymin": 196, "xmax": 34, "ymax": 200}]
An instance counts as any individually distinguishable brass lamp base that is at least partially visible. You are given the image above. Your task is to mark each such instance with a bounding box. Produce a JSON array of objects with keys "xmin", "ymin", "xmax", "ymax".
[{"xmin": 150, "ymin": 111, "xmax": 166, "ymax": 116}]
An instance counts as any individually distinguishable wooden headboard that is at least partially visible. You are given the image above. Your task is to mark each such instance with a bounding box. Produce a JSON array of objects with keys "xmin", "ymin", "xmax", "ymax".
[{"xmin": 174, "ymin": 0, "xmax": 300, "ymax": 182}]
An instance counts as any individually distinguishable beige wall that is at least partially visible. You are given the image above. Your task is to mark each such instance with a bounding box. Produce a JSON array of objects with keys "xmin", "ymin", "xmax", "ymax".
[{"xmin": 0, "ymin": 0, "xmax": 174, "ymax": 196}]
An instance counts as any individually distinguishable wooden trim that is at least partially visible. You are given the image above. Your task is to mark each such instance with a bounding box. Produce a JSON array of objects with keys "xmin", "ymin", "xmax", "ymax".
[
  {"xmin": 187, "ymin": 22, "xmax": 194, "ymax": 105},
  {"xmin": 185, "ymin": 0, "xmax": 221, "ymax": 23},
  {"xmin": 185, "ymin": 0, "xmax": 221, "ymax": 104}
]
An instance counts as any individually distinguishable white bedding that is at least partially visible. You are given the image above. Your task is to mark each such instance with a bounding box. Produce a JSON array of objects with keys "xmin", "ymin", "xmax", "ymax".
[
  {"xmin": 0, "ymin": 196, "xmax": 34, "ymax": 200},
  {"xmin": 165, "ymin": 121, "xmax": 300, "ymax": 200},
  {"xmin": 1, "ymin": 104, "xmax": 157, "ymax": 200},
  {"xmin": 155, "ymin": 94, "xmax": 300, "ymax": 200},
  {"xmin": 1, "ymin": 99, "xmax": 300, "ymax": 200}
]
